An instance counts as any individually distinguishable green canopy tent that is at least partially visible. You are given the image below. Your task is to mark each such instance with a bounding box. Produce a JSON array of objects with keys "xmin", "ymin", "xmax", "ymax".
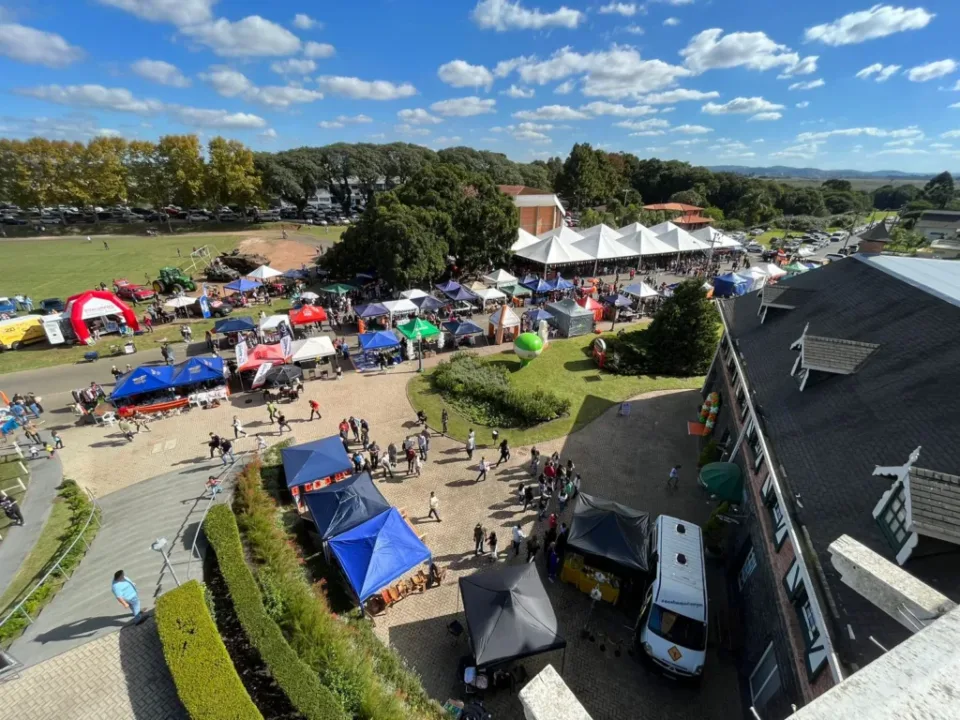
[
  {"xmin": 698, "ymin": 462, "xmax": 744, "ymax": 503},
  {"xmin": 501, "ymin": 283, "xmax": 532, "ymax": 298},
  {"xmin": 396, "ymin": 317, "xmax": 440, "ymax": 341},
  {"xmin": 320, "ymin": 283, "xmax": 355, "ymax": 296},
  {"xmin": 783, "ymin": 262, "xmax": 809, "ymax": 275}
]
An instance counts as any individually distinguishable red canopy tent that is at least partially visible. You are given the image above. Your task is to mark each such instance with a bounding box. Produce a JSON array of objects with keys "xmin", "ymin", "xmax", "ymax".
[
  {"xmin": 238, "ymin": 343, "xmax": 289, "ymax": 371},
  {"xmin": 576, "ymin": 296, "xmax": 604, "ymax": 322},
  {"xmin": 290, "ymin": 305, "xmax": 328, "ymax": 326},
  {"xmin": 64, "ymin": 290, "xmax": 141, "ymax": 344}
]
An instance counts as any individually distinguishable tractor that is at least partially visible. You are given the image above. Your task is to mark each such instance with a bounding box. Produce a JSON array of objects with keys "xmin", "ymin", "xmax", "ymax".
[{"xmin": 152, "ymin": 267, "xmax": 197, "ymax": 295}]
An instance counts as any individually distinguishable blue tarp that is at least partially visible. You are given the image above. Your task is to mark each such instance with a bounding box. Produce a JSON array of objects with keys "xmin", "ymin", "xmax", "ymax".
[
  {"xmin": 303, "ymin": 472, "xmax": 390, "ymax": 540},
  {"xmin": 524, "ymin": 308, "xmax": 554, "ymax": 324},
  {"xmin": 602, "ymin": 294, "xmax": 633, "ymax": 307},
  {"xmin": 224, "ymin": 278, "xmax": 262, "ymax": 292},
  {"xmin": 442, "ymin": 320, "xmax": 484, "ymax": 336},
  {"xmin": 282, "ymin": 436, "xmax": 353, "ymax": 490},
  {"xmin": 523, "ymin": 278, "xmax": 553, "ymax": 294},
  {"xmin": 328, "ymin": 508, "xmax": 432, "ymax": 601},
  {"xmin": 355, "ymin": 303, "xmax": 389, "ymax": 319},
  {"xmin": 444, "ymin": 286, "xmax": 478, "ymax": 302},
  {"xmin": 172, "ymin": 356, "xmax": 225, "ymax": 386},
  {"xmin": 713, "ymin": 272, "xmax": 750, "ymax": 298},
  {"xmin": 283, "ymin": 269, "xmax": 308, "ymax": 279},
  {"xmin": 359, "ymin": 330, "xmax": 401, "ymax": 352},
  {"xmin": 436, "ymin": 280, "xmax": 461, "ymax": 293},
  {"xmin": 412, "ymin": 295, "xmax": 445, "ymax": 312},
  {"xmin": 111, "ymin": 365, "xmax": 175, "ymax": 400},
  {"xmin": 214, "ymin": 316, "xmax": 256, "ymax": 334},
  {"xmin": 548, "ymin": 275, "xmax": 574, "ymax": 291}
]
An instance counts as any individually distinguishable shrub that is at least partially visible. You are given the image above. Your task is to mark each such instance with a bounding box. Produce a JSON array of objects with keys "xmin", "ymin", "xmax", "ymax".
[
  {"xmin": 204, "ymin": 505, "xmax": 348, "ymax": 720},
  {"xmin": 156, "ymin": 580, "xmax": 262, "ymax": 720},
  {"xmin": 698, "ymin": 441, "xmax": 720, "ymax": 468},
  {"xmin": 704, "ymin": 501, "xmax": 731, "ymax": 553}
]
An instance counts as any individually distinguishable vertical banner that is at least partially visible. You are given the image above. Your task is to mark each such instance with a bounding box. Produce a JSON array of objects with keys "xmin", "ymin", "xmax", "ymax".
[
  {"xmin": 251, "ymin": 362, "xmax": 273, "ymax": 389},
  {"xmin": 280, "ymin": 333, "xmax": 293, "ymax": 359},
  {"xmin": 235, "ymin": 338, "xmax": 248, "ymax": 367},
  {"xmin": 199, "ymin": 284, "xmax": 211, "ymax": 319}
]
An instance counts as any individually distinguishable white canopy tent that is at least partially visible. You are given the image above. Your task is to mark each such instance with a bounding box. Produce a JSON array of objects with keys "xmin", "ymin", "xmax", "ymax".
[
  {"xmin": 163, "ymin": 297, "xmax": 196, "ymax": 308},
  {"xmin": 290, "ymin": 336, "xmax": 336, "ymax": 363},
  {"xmin": 571, "ymin": 231, "xmax": 637, "ymax": 260},
  {"xmin": 399, "ymin": 289, "xmax": 429, "ymax": 300},
  {"xmin": 691, "ymin": 226, "xmax": 742, "ymax": 251},
  {"xmin": 577, "ymin": 223, "xmax": 623, "ymax": 243},
  {"xmin": 248, "ymin": 265, "xmax": 284, "ymax": 280},
  {"xmin": 741, "ymin": 267, "xmax": 770, "ymax": 291},
  {"xmin": 647, "ymin": 221, "xmax": 681, "ymax": 235},
  {"xmin": 753, "ymin": 262, "xmax": 787, "ymax": 279},
  {"xmin": 483, "ymin": 269, "xmax": 517, "ymax": 287},
  {"xmin": 381, "ymin": 299, "xmax": 419, "ymax": 316},
  {"xmin": 489, "ymin": 305, "xmax": 521, "ymax": 328},
  {"xmin": 657, "ymin": 227, "xmax": 711, "ymax": 253},
  {"xmin": 260, "ymin": 314, "xmax": 292, "ymax": 332},
  {"xmin": 474, "ymin": 287, "xmax": 507, "ymax": 303},
  {"xmin": 511, "ymin": 228, "xmax": 542, "ymax": 252},
  {"xmin": 617, "ymin": 228, "xmax": 677, "ymax": 258},
  {"xmin": 536, "ymin": 225, "xmax": 584, "ymax": 244},
  {"xmin": 623, "ymin": 282, "xmax": 660, "ymax": 299},
  {"xmin": 513, "ymin": 236, "xmax": 594, "ymax": 267},
  {"xmin": 300, "ymin": 291, "xmax": 319, "ymax": 301}
]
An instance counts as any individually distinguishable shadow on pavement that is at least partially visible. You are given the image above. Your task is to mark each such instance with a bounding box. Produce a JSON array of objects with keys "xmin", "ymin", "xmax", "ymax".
[
  {"xmin": 118, "ymin": 618, "xmax": 187, "ymax": 719},
  {"xmin": 34, "ymin": 615, "xmax": 128, "ymax": 644}
]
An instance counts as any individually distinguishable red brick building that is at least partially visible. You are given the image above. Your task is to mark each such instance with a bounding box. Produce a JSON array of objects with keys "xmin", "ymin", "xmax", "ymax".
[{"xmin": 498, "ymin": 185, "xmax": 566, "ymax": 235}]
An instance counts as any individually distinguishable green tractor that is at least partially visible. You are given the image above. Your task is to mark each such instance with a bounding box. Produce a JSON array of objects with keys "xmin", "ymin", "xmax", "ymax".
[{"xmin": 152, "ymin": 267, "xmax": 197, "ymax": 295}]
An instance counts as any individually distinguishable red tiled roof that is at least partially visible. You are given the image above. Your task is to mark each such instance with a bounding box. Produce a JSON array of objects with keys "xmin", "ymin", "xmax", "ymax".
[
  {"xmin": 643, "ymin": 202, "xmax": 703, "ymax": 212},
  {"xmin": 498, "ymin": 185, "xmax": 550, "ymax": 196},
  {"xmin": 674, "ymin": 214, "xmax": 712, "ymax": 224}
]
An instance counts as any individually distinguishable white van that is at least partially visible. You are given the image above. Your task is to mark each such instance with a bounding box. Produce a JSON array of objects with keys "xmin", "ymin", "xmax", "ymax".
[{"xmin": 638, "ymin": 515, "xmax": 708, "ymax": 677}]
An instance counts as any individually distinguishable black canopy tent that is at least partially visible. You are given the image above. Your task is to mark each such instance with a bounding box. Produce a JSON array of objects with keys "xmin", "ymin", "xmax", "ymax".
[
  {"xmin": 458, "ymin": 563, "xmax": 566, "ymax": 670},
  {"xmin": 566, "ymin": 493, "xmax": 651, "ymax": 575},
  {"xmin": 302, "ymin": 472, "xmax": 390, "ymax": 541}
]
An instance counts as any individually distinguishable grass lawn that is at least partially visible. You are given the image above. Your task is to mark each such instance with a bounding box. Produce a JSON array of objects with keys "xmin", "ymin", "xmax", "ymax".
[
  {"xmin": 0, "ymin": 458, "xmax": 29, "ymax": 541},
  {"xmin": 407, "ymin": 332, "xmax": 703, "ymax": 446},
  {"xmin": 0, "ymin": 493, "xmax": 71, "ymax": 612},
  {"xmin": 755, "ymin": 229, "xmax": 805, "ymax": 248}
]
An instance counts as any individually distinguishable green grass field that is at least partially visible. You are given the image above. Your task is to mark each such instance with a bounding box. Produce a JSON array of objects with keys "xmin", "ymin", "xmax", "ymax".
[
  {"xmin": 407, "ymin": 332, "xmax": 703, "ymax": 446},
  {"xmin": 753, "ymin": 211, "xmax": 898, "ymax": 247},
  {"xmin": 777, "ymin": 177, "xmax": 928, "ymax": 191}
]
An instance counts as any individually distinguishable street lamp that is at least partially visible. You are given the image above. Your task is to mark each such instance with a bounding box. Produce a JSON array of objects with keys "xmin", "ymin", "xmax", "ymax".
[
  {"xmin": 151, "ymin": 537, "xmax": 181, "ymax": 587},
  {"xmin": 415, "ymin": 329, "xmax": 423, "ymax": 373}
]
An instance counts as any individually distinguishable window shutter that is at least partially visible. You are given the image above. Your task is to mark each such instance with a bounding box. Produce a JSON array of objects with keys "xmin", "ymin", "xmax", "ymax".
[
  {"xmin": 782, "ymin": 559, "xmax": 803, "ymax": 600},
  {"xmin": 761, "ymin": 474, "xmax": 775, "ymax": 506},
  {"xmin": 805, "ymin": 644, "xmax": 828, "ymax": 682},
  {"xmin": 773, "ymin": 504, "xmax": 789, "ymax": 550}
]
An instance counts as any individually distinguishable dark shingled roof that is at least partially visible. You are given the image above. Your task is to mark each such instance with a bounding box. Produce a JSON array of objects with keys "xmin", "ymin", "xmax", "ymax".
[
  {"xmin": 909, "ymin": 467, "xmax": 960, "ymax": 546},
  {"xmin": 801, "ymin": 335, "xmax": 880, "ymax": 374},
  {"xmin": 760, "ymin": 285, "xmax": 815, "ymax": 309},
  {"xmin": 720, "ymin": 256, "xmax": 960, "ymax": 669}
]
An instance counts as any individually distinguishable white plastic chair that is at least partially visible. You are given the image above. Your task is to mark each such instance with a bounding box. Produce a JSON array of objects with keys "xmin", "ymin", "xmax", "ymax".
[{"xmin": 101, "ymin": 412, "xmax": 118, "ymax": 426}]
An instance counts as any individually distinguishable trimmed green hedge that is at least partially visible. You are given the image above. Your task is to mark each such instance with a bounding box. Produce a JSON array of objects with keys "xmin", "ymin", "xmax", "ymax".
[
  {"xmin": 156, "ymin": 580, "xmax": 261, "ymax": 720},
  {"xmin": 204, "ymin": 504, "xmax": 348, "ymax": 720}
]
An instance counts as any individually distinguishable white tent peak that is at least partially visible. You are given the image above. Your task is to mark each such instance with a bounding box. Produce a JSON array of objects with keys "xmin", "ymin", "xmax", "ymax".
[
  {"xmin": 483, "ymin": 269, "xmax": 518, "ymax": 286},
  {"xmin": 399, "ymin": 288, "xmax": 428, "ymax": 300},
  {"xmin": 647, "ymin": 221, "xmax": 681, "ymax": 236},
  {"xmin": 511, "ymin": 228, "xmax": 540, "ymax": 252},
  {"xmin": 489, "ymin": 304, "xmax": 521, "ymax": 327},
  {"xmin": 514, "ymin": 236, "xmax": 593, "ymax": 266},
  {"xmin": 571, "ymin": 232, "xmax": 636, "ymax": 260},
  {"xmin": 536, "ymin": 225, "xmax": 584, "ymax": 244},
  {"xmin": 248, "ymin": 265, "xmax": 283, "ymax": 280},
  {"xmin": 657, "ymin": 226, "xmax": 711, "ymax": 253},
  {"xmin": 577, "ymin": 223, "xmax": 623, "ymax": 243}
]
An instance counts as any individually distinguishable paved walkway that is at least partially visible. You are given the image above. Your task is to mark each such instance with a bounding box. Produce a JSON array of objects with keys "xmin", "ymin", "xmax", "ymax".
[
  {"xmin": 0, "ymin": 616, "xmax": 185, "ymax": 720},
  {"xmin": 0, "ymin": 432, "xmax": 63, "ymax": 596},
  {"xmin": 7, "ymin": 461, "xmax": 236, "ymax": 668}
]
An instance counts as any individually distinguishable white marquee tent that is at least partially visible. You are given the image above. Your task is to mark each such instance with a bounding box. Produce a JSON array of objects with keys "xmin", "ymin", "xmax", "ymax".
[
  {"xmin": 382, "ymin": 299, "xmax": 419, "ymax": 316},
  {"xmin": 511, "ymin": 228, "xmax": 541, "ymax": 252},
  {"xmin": 623, "ymin": 282, "xmax": 660, "ymax": 299},
  {"xmin": 618, "ymin": 228, "xmax": 677, "ymax": 257},
  {"xmin": 248, "ymin": 265, "xmax": 283, "ymax": 280},
  {"xmin": 691, "ymin": 226, "xmax": 742, "ymax": 250},
  {"xmin": 514, "ymin": 236, "xmax": 594, "ymax": 266},
  {"xmin": 571, "ymin": 227, "xmax": 637, "ymax": 261},
  {"xmin": 399, "ymin": 288, "xmax": 429, "ymax": 300},
  {"xmin": 475, "ymin": 287, "xmax": 508, "ymax": 303},
  {"xmin": 483, "ymin": 269, "xmax": 518, "ymax": 287},
  {"xmin": 657, "ymin": 226, "xmax": 711, "ymax": 253},
  {"xmin": 290, "ymin": 336, "xmax": 336, "ymax": 363}
]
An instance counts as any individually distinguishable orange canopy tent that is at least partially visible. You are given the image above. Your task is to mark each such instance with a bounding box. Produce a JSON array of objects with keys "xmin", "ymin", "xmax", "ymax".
[
  {"xmin": 290, "ymin": 305, "xmax": 328, "ymax": 325},
  {"xmin": 577, "ymin": 296, "xmax": 604, "ymax": 322},
  {"xmin": 238, "ymin": 343, "xmax": 289, "ymax": 371}
]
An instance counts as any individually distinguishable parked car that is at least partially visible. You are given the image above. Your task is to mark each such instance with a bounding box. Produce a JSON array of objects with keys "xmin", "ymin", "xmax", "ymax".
[
  {"xmin": 112, "ymin": 279, "xmax": 156, "ymax": 303},
  {"xmin": 750, "ymin": 228, "xmax": 765, "ymax": 236},
  {"xmin": 746, "ymin": 242, "xmax": 763, "ymax": 253},
  {"xmin": 40, "ymin": 298, "xmax": 65, "ymax": 314},
  {"xmin": 187, "ymin": 213, "xmax": 209, "ymax": 222},
  {"xmin": 1, "ymin": 216, "xmax": 27, "ymax": 225},
  {"xmin": 187, "ymin": 298, "xmax": 233, "ymax": 318}
]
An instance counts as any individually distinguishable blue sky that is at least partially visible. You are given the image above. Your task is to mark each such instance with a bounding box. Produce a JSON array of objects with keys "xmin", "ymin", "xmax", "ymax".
[{"xmin": 1, "ymin": 1, "xmax": 958, "ymax": 173}]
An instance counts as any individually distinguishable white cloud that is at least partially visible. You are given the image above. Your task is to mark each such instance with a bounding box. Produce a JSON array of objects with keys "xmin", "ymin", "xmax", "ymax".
[
  {"xmin": 471, "ymin": 0, "xmax": 582, "ymax": 31},
  {"xmin": 770, "ymin": 143, "xmax": 820, "ymax": 159},
  {"xmin": 615, "ymin": 118, "xmax": 671, "ymax": 130},
  {"xmin": 260, "ymin": 128, "xmax": 277, "ymax": 139},
  {"xmin": 671, "ymin": 139, "xmax": 704, "ymax": 145},
  {"xmin": 198, "ymin": 67, "xmax": 253, "ymax": 97},
  {"xmin": 97, "ymin": 129, "xmax": 123, "ymax": 138},
  {"xmin": 395, "ymin": 124, "xmax": 431, "ymax": 136},
  {"xmin": 169, "ymin": 107, "xmax": 267, "ymax": 128},
  {"xmin": 940, "ymin": 130, "xmax": 960, "ymax": 139},
  {"xmin": 199, "ymin": 67, "xmax": 323, "ymax": 108},
  {"xmin": 663, "ymin": 17, "xmax": 680, "ymax": 26},
  {"xmin": 796, "ymin": 101, "xmax": 810, "ymax": 108},
  {"xmin": 96, "ymin": 0, "xmax": 216, "ymax": 27},
  {"xmin": 749, "ymin": 112, "xmax": 782, "ymax": 122},
  {"xmin": 702, "ymin": 97, "xmax": 784, "ymax": 114},
  {"xmin": 438, "ymin": 60, "xmax": 494, "ymax": 89},
  {"xmin": 874, "ymin": 147, "xmax": 928, "ymax": 156},
  {"xmin": 304, "ymin": 42, "xmax": 336, "ymax": 59},
  {"xmin": 804, "ymin": 5, "xmax": 935, "ymax": 46},
  {"xmin": 554, "ymin": 79, "xmax": 576, "ymax": 94},
  {"xmin": 182, "ymin": 16, "xmax": 302, "ymax": 57},
  {"xmin": 673, "ymin": 124, "xmax": 712, "ymax": 134},
  {"xmin": 496, "ymin": 46, "xmax": 692, "ymax": 99},
  {"xmin": 581, "ymin": 101, "xmax": 656, "ymax": 116},
  {"xmin": 434, "ymin": 136, "xmax": 463, "ymax": 145},
  {"xmin": 512, "ymin": 122, "xmax": 555, "ymax": 131},
  {"xmin": 788, "ymin": 78, "xmax": 825, "ymax": 91},
  {"xmin": 292, "ymin": 14, "xmax": 319, "ymax": 30},
  {"xmin": 501, "ymin": 84, "xmax": 535, "ymax": 98},
  {"xmin": 681, "ymin": 29, "xmax": 800, "ymax": 73},
  {"xmin": 340, "ymin": 114, "xmax": 372, "ymax": 124},
  {"xmin": 777, "ymin": 56, "xmax": 819, "ymax": 78},
  {"xmin": 318, "ymin": 121, "xmax": 344, "ymax": 129},
  {"xmin": 369, "ymin": 133, "xmax": 386, "ymax": 140},
  {"xmin": 397, "ymin": 108, "xmax": 443, "ymax": 125},
  {"xmin": 317, "ymin": 76, "xmax": 417, "ymax": 100},
  {"xmin": 629, "ymin": 130, "xmax": 666, "ymax": 137},
  {"xmin": 906, "ymin": 59, "xmax": 958, "ymax": 82},
  {"xmin": 625, "ymin": 25, "xmax": 644, "ymax": 35},
  {"xmin": 640, "ymin": 88, "xmax": 719, "ymax": 104},
  {"xmin": 855, "ymin": 62, "xmax": 902, "ymax": 81},
  {"xmin": 16, "ymin": 84, "xmax": 164, "ymax": 113},
  {"xmin": 430, "ymin": 96, "xmax": 497, "ymax": 116},
  {"xmin": 131, "ymin": 59, "xmax": 190, "ymax": 87},
  {"xmin": 513, "ymin": 104, "xmax": 589, "ymax": 120},
  {"xmin": 951, "ymin": 103, "xmax": 960, "ymax": 109},
  {"xmin": 0, "ymin": 23, "xmax": 85, "ymax": 67},
  {"xmin": 884, "ymin": 138, "xmax": 916, "ymax": 147},
  {"xmin": 930, "ymin": 142, "xmax": 952, "ymax": 148},
  {"xmin": 271, "ymin": 58, "xmax": 318, "ymax": 76},
  {"xmin": 513, "ymin": 129, "xmax": 551, "ymax": 142},
  {"xmin": 599, "ymin": 3, "xmax": 637, "ymax": 16},
  {"xmin": 712, "ymin": 140, "xmax": 749, "ymax": 151},
  {"xmin": 798, "ymin": 126, "xmax": 924, "ymax": 141}
]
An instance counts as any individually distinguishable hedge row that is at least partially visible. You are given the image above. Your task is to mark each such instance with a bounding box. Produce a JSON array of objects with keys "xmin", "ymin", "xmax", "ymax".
[
  {"xmin": 232, "ymin": 460, "xmax": 445, "ymax": 720},
  {"xmin": 155, "ymin": 580, "xmax": 262, "ymax": 720},
  {"xmin": 204, "ymin": 504, "xmax": 348, "ymax": 720}
]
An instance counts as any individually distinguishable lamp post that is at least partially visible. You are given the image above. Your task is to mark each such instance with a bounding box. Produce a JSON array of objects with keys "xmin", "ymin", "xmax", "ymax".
[
  {"xmin": 151, "ymin": 537, "xmax": 181, "ymax": 587},
  {"xmin": 415, "ymin": 329, "xmax": 423, "ymax": 373}
]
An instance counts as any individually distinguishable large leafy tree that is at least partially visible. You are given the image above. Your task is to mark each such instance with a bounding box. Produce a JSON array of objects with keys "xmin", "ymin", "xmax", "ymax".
[
  {"xmin": 923, "ymin": 171, "xmax": 955, "ymax": 208},
  {"xmin": 645, "ymin": 279, "xmax": 720, "ymax": 376},
  {"xmin": 156, "ymin": 135, "xmax": 205, "ymax": 209},
  {"xmin": 205, "ymin": 137, "xmax": 260, "ymax": 214},
  {"xmin": 872, "ymin": 183, "xmax": 920, "ymax": 210},
  {"xmin": 555, "ymin": 143, "xmax": 619, "ymax": 209}
]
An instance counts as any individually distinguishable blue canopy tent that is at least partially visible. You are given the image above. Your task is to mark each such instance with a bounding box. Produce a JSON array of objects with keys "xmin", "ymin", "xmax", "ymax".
[
  {"xmin": 520, "ymin": 274, "xmax": 539, "ymax": 285},
  {"xmin": 281, "ymin": 436, "xmax": 353, "ymax": 490},
  {"xmin": 110, "ymin": 365, "xmax": 175, "ymax": 400},
  {"xmin": 171, "ymin": 356, "xmax": 226, "ymax": 386},
  {"xmin": 282, "ymin": 268, "xmax": 309, "ymax": 280},
  {"xmin": 358, "ymin": 330, "xmax": 401, "ymax": 353},
  {"xmin": 214, "ymin": 316, "xmax": 256, "ymax": 334},
  {"xmin": 224, "ymin": 278, "xmax": 262, "ymax": 293},
  {"xmin": 524, "ymin": 308, "xmax": 554, "ymax": 324},
  {"xmin": 303, "ymin": 472, "xmax": 390, "ymax": 541},
  {"xmin": 523, "ymin": 278, "xmax": 553, "ymax": 294},
  {"xmin": 328, "ymin": 508, "xmax": 432, "ymax": 602},
  {"xmin": 355, "ymin": 302, "xmax": 389, "ymax": 319},
  {"xmin": 444, "ymin": 286, "xmax": 478, "ymax": 302},
  {"xmin": 442, "ymin": 320, "xmax": 484, "ymax": 336},
  {"xmin": 713, "ymin": 272, "xmax": 751, "ymax": 298},
  {"xmin": 436, "ymin": 280, "xmax": 461, "ymax": 293},
  {"xmin": 412, "ymin": 295, "xmax": 446, "ymax": 312},
  {"xmin": 602, "ymin": 294, "xmax": 633, "ymax": 307},
  {"xmin": 548, "ymin": 275, "xmax": 574, "ymax": 291}
]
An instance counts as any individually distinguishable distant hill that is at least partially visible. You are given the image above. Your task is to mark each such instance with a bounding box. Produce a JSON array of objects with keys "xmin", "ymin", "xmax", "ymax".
[{"xmin": 705, "ymin": 165, "xmax": 935, "ymax": 181}]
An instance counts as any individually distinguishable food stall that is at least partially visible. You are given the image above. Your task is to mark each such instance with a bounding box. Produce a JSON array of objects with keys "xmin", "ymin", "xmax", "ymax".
[
  {"xmin": 301, "ymin": 471, "xmax": 390, "ymax": 535},
  {"xmin": 442, "ymin": 320, "xmax": 484, "ymax": 349},
  {"xmin": 397, "ymin": 318, "xmax": 440, "ymax": 357},
  {"xmin": 546, "ymin": 299, "xmax": 595, "ymax": 338},
  {"xmin": 354, "ymin": 303, "xmax": 390, "ymax": 334},
  {"xmin": 562, "ymin": 493, "xmax": 651, "ymax": 605},
  {"xmin": 290, "ymin": 336, "xmax": 337, "ymax": 376},
  {"xmin": 282, "ymin": 435, "xmax": 354, "ymax": 510},
  {"xmin": 356, "ymin": 330, "xmax": 401, "ymax": 371},
  {"xmin": 259, "ymin": 314, "xmax": 292, "ymax": 344},
  {"xmin": 487, "ymin": 305, "xmax": 521, "ymax": 344},
  {"xmin": 289, "ymin": 304, "xmax": 328, "ymax": 328},
  {"xmin": 576, "ymin": 296, "xmax": 604, "ymax": 322},
  {"xmin": 110, "ymin": 356, "xmax": 228, "ymax": 416},
  {"xmin": 213, "ymin": 316, "xmax": 256, "ymax": 348}
]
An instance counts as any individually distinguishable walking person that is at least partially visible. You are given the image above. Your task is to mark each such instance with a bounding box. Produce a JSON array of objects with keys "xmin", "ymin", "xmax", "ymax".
[
  {"xmin": 360, "ymin": 418, "xmax": 370, "ymax": 448},
  {"xmin": 413, "ymin": 452, "xmax": 423, "ymax": 477},
  {"xmin": 0, "ymin": 492, "xmax": 24, "ymax": 526},
  {"xmin": 267, "ymin": 401, "xmax": 278, "ymax": 425},
  {"xmin": 667, "ymin": 464, "xmax": 680, "ymax": 489},
  {"xmin": 338, "ymin": 418, "xmax": 350, "ymax": 442},
  {"xmin": 349, "ymin": 416, "xmax": 360, "ymax": 442},
  {"xmin": 496, "ymin": 438, "xmax": 511, "ymax": 467},
  {"xmin": 547, "ymin": 544, "xmax": 560, "ymax": 582},
  {"xmin": 118, "ymin": 419, "xmax": 135, "ymax": 442},
  {"xmin": 558, "ymin": 485, "xmax": 570, "ymax": 514},
  {"xmin": 24, "ymin": 420, "xmax": 41, "ymax": 444},
  {"xmin": 406, "ymin": 444, "xmax": 416, "ymax": 474},
  {"xmin": 111, "ymin": 570, "xmax": 144, "ymax": 624},
  {"xmin": 529, "ymin": 447, "xmax": 540, "ymax": 476},
  {"xmin": 475, "ymin": 457, "xmax": 489, "ymax": 483},
  {"xmin": 474, "ymin": 522, "xmax": 485, "ymax": 555},
  {"xmin": 232, "ymin": 416, "xmax": 247, "ymax": 439},
  {"xmin": 525, "ymin": 533, "xmax": 541, "ymax": 563},
  {"xmin": 417, "ymin": 430, "xmax": 428, "ymax": 461},
  {"xmin": 522, "ymin": 484, "xmax": 535, "ymax": 511},
  {"xmin": 466, "ymin": 429, "xmax": 476, "ymax": 460},
  {"xmin": 220, "ymin": 438, "xmax": 236, "ymax": 465},
  {"xmin": 308, "ymin": 399, "xmax": 321, "ymax": 421},
  {"xmin": 441, "ymin": 408, "xmax": 449, "ymax": 436},
  {"xmin": 276, "ymin": 413, "xmax": 292, "ymax": 434},
  {"xmin": 387, "ymin": 441, "xmax": 398, "ymax": 471},
  {"xmin": 52, "ymin": 430, "xmax": 64, "ymax": 449},
  {"xmin": 487, "ymin": 530, "xmax": 499, "ymax": 562},
  {"xmin": 512, "ymin": 525, "xmax": 526, "ymax": 557},
  {"xmin": 256, "ymin": 434, "xmax": 268, "ymax": 455},
  {"xmin": 427, "ymin": 491, "xmax": 441, "ymax": 522},
  {"xmin": 208, "ymin": 433, "xmax": 221, "ymax": 459}
]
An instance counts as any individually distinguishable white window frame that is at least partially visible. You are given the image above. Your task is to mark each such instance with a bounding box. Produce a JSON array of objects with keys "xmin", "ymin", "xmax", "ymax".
[
  {"xmin": 738, "ymin": 546, "xmax": 757, "ymax": 590},
  {"xmin": 749, "ymin": 642, "xmax": 781, "ymax": 710},
  {"xmin": 746, "ymin": 420, "xmax": 765, "ymax": 471},
  {"xmin": 800, "ymin": 598, "xmax": 819, "ymax": 645}
]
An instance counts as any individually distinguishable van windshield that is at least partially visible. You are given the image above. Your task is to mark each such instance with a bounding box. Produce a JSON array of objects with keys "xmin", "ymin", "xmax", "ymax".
[{"xmin": 648, "ymin": 604, "xmax": 706, "ymax": 651}]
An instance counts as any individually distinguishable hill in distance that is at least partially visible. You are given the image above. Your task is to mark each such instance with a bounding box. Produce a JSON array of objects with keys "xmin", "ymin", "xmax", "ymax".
[{"xmin": 705, "ymin": 165, "xmax": 937, "ymax": 181}]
